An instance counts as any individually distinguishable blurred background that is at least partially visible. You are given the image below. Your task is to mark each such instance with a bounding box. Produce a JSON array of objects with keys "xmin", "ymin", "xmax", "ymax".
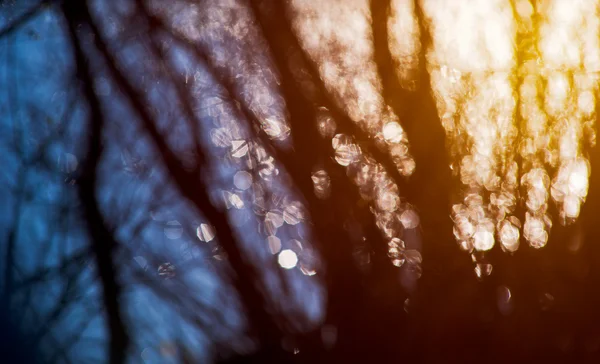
[{"xmin": 2, "ymin": 0, "xmax": 600, "ymax": 362}]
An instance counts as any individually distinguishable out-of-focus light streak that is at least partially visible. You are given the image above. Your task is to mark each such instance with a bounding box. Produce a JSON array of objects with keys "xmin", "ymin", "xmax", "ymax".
[
  {"xmin": 425, "ymin": 0, "xmax": 598, "ymax": 264},
  {"xmin": 291, "ymin": 0, "xmax": 415, "ymax": 177},
  {"xmin": 426, "ymin": 0, "xmax": 518, "ymax": 261},
  {"xmin": 291, "ymin": 0, "xmax": 422, "ymax": 270},
  {"xmin": 388, "ymin": 0, "xmax": 421, "ymax": 91},
  {"xmin": 187, "ymin": 0, "xmax": 598, "ymax": 280}
]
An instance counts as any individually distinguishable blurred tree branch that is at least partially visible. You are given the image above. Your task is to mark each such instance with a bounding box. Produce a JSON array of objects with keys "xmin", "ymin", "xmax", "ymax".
[{"xmin": 62, "ymin": 3, "xmax": 130, "ymax": 362}]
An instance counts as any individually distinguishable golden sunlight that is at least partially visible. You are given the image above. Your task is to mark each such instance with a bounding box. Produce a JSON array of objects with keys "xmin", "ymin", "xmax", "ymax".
[
  {"xmin": 425, "ymin": 0, "xmax": 599, "ymax": 259},
  {"xmin": 291, "ymin": 0, "xmax": 599, "ymax": 271}
]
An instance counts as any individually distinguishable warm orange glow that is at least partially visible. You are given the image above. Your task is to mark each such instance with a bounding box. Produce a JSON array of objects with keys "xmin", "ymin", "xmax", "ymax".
[
  {"xmin": 289, "ymin": 0, "xmax": 598, "ymax": 272},
  {"xmin": 425, "ymin": 0, "xmax": 598, "ymax": 262}
]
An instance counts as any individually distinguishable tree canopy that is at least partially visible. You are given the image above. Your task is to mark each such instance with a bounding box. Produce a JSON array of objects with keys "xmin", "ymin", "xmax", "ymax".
[{"xmin": 2, "ymin": 0, "xmax": 600, "ymax": 363}]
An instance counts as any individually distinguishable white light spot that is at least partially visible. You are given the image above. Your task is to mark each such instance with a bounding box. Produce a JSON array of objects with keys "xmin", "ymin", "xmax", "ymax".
[
  {"xmin": 278, "ymin": 249, "xmax": 298, "ymax": 269},
  {"xmin": 473, "ymin": 229, "xmax": 494, "ymax": 251},
  {"xmin": 400, "ymin": 209, "xmax": 420, "ymax": 229},
  {"xmin": 263, "ymin": 117, "xmax": 291, "ymax": 140},
  {"xmin": 475, "ymin": 263, "xmax": 493, "ymax": 279},
  {"xmin": 233, "ymin": 171, "xmax": 252, "ymax": 190},
  {"xmin": 228, "ymin": 193, "xmax": 245, "ymax": 209},
  {"xmin": 231, "ymin": 140, "xmax": 248, "ymax": 158},
  {"xmin": 568, "ymin": 164, "xmax": 588, "ymax": 197},
  {"xmin": 300, "ymin": 264, "xmax": 317, "ymax": 276},
  {"xmin": 196, "ymin": 223, "xmax": 215, "ymax": 242},
  {"xmin": 334, "ymin": 144, "xmax": 360, "ymax": 166},
  {"xmin": 524, "ymin": 214, "xmax": 548, "ymax": 248},
  {"xmin": 563, "ymin": 194, "xmax": 580, "ymax": 219},
  {"xmin": 265, "ymin": 211, "xmax": 284, "ymax": 235},
  {"xmin": 267, "ymin": 235, "xmax": 281, "ymax": 254},
  {"xmin": 210, "ymin": 128, "xmax": 232, "ymax": 147},
  {"xmin": 377, "ymin": 191, "xmax": 399, "ymax": 212},
  {"xmin": 382, "ymin": 121, "xmax": 404, "ymax": 143},
  {"xmin": 499, "ymin": 220, "xmax": 519, "ymax": 252},
  {"xmin": 283, "ymin": 203, "xmax": 304, "ymax": 225}
]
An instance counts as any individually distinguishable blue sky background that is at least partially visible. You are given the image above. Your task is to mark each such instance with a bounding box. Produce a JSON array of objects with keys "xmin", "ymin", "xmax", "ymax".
[{"xmin": 0, "ymin": 2, "xmax": 327, "ymax": 362}]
